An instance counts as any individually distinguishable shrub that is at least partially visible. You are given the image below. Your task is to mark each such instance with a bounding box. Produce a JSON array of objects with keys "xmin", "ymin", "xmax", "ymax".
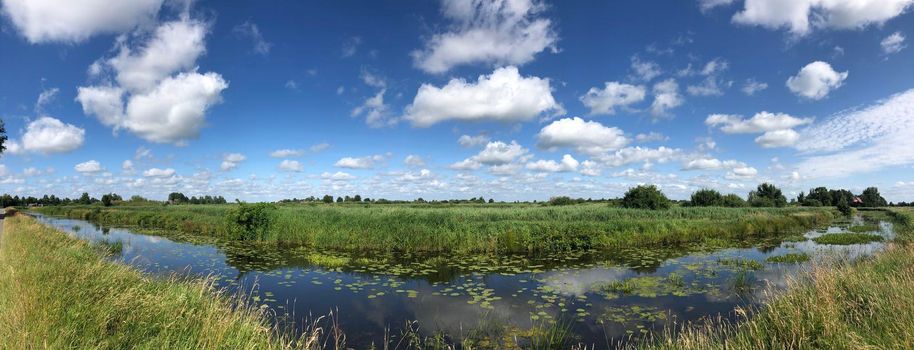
[
  {"xmin": 548, "ymin": 196, "xmax": 574, "ymax": 206},
  {"xmin": 690, "ymin": 189, "xmax": 722, "ymax": 207},
  {"xmin": 748, "ymin": 183, "xmax": 787, "ymax": 207},
  {"xmin": 224, "ymin": 202, "xmax": 275, "ymax": 240},
  {"xmin": 720, "ymin": 194, "xmax": 746, "ymax": 207},
  {"xmin": 622, "ymin": 185, "xmax": 671, "ymax": 210},
  {"xmin": 837, "ymin": 200, "xmax": 853, "ymax": 216}
]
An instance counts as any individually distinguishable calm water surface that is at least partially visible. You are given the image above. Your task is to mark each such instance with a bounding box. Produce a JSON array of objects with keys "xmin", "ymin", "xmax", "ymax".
[{"xmin": 29, "ymin": 213, "xmax": 893, "ymax": 348}]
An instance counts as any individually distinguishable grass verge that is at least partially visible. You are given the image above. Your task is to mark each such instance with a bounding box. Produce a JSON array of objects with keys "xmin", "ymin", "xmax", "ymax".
[{"xmin": 0, "ymin": 214, "xmax": 300, "ymax": 349}]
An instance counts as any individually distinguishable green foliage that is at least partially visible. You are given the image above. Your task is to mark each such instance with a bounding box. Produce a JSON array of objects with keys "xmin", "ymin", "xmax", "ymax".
[
  {"xmin": 766, "ymin": 252, "xmax": 810, "ymax": 263},
  {"xmin": 837, "ymin": 200, "xmax": 853, "ymax": 216},
  {"xmin": 748, "ymin": 183, "xmax": 787, "ymax": 207},
  {"xmin": 812, "ymin": 233, "xmax": 884, "ymax": 245},
  {"xmin": 0, "ymin": 119, "xmax": 6, "ymax": 155},
  {"xmin": 622, "ymin": 185, "xmax": 671, "ymax": 210},
  {"xmin": 225, "ymin": 202, "xmax": 276, "ymax": 240},
  {"xmin": 860, "ymin": 187, "xmax": 888, "ymax": 207},
  {"xmin": 720, "ymin": 194, "xmax": 746, "ymax": 208},
  {"xmin": 548, "ymin": 196, "xmax": 574, "ymax": 206},
  {"xmin": 690, "ymin": 189, "xmax": 722, "ymax": 207}
]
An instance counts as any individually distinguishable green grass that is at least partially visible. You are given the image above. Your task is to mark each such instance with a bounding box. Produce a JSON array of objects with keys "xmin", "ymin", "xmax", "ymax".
[
  {"xmin": 812, "ymin": 232, "xmax": 884, "ymax": 245},
  {"xmin": 717, "ymin": 258, "xmax": 765, "ymax": 270},
  {"xmin": 0, "ymin": 214, "xmax": 303, "ymax": 349},
  {"xmin": 766, "ymin": 252, "xmax": 810, "ymax": 264},
  {"xmin": 33, "ymin": 204, "xmax": 835, "ymax": 254}
]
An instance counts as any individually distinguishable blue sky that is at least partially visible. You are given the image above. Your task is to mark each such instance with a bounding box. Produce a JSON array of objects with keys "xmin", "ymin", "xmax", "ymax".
[{"xmin": 1, "ymin": 0, "xmax": 914, "ymax": 201}]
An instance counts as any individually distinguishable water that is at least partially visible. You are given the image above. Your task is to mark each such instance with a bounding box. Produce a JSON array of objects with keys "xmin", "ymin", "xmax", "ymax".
[{"xmin": 29, "ymin": 213, "xmax": 893, "ymax": 348}]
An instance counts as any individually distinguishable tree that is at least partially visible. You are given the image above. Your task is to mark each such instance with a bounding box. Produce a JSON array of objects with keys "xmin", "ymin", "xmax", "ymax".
[
  {"xmin": 548, "ymin": 196, "xmax": 574, "ymax": 206},
  {"xmin": 622, "ymin": 185, "xmax": 671, "ymax": 210},
  {"xmin": 322, "ymin": 195, "xmax": 334, "ymax": 204},
  {"xmin": 860, "ymin": 187, "xmax": 887, "ymax": 207},
  {"xmin": 353, "ymin": 194, "xmax": 362, "ymax": 202},
  {"xmin": 720, "ymin": 194, "xmax": 746, "ymax": 207},
  {"xmin": 101, "ymin": 194, "xmax": 113, "ymax": 207},
  {"xmin": 168, "ymin": 192, "xmax": 188, "ymax": 204},
  {"xmin": 79, "ymin": 192, "xmax": 91, "ymax": 205},
  {"xmin": 748, "ymin": 183, "xmax": 787, "ymax": 207},
  {"xmin": 690, "ymin": 189, "xmax": 722, "ymax": 207},
  {"xmin": 0, "ymin": 119, "xmax": 6, "ymax": 155}
]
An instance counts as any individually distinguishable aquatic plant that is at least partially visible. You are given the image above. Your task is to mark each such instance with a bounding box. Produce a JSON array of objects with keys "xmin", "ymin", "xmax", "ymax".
[
  {"xmin": 848, "ymin": 224, "xmax": 880, "ymax": 233},
  {"xmin": 812, "ymin": 233, "xmax": 883, "ymax": 245},
  {"xmin": 766, "ymin": 253, "xmax": 810, "ymax": 264}
]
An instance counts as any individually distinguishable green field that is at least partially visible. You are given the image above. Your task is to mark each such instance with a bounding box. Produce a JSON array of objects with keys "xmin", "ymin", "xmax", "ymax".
[
  {"xmin": 33, "ymin": 203, "xmax": 835, "ymax": 254},
  {"xmin": 0, "ymin": 214, "xmax": 302, "ymax": 349}
]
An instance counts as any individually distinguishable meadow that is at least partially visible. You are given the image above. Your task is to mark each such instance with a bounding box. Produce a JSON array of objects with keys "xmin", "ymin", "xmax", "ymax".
[{"xmin": 33, "ymin": 203, "xmax": 836, "ymax": 254}]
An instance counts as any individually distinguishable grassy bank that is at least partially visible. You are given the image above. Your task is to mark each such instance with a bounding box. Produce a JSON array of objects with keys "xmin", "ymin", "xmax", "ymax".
[
  {"xmin": 33, "ymin": 204, "xmax": 834, "ymax": 254},
  {"xmin": 631, "ymin": 208, "xmax": 914, "ymax": 350},
  {"xmin": 0, "ymin": 214, "xmax": 301, "ymax": 349}
]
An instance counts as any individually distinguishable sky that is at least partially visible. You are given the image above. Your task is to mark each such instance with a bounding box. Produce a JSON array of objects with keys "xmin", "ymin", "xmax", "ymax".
[{"xmin": 1, "ymin": 0, "xmax": 914, "ymax": 202}]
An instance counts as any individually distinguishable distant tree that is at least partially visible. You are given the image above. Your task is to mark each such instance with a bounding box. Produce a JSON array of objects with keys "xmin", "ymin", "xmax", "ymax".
[
  {"xmin": 101, "ymin": 194, "xmax": 113, "ymax": 207},
  {"xmin": 720, "ymin": 194, "xmax": 746, "ymax": 207},
  {"xmin": 748, "ymin": 183, "xmax": 787, "ymax": 207},
  {"xmin": 353, "ymin": 194, "xmax": 362, "ymax": 202},
  {"xmin": 168, "ymin": 192, "xmax": 188, "ymax": 204},
  {"xmin": 336, "ymin": 196, "xmax": 343, "ymax": 203},
  {"xmin": 690, "ymin": 189, "xmax": 722, "ymax": 207},
  {"xmin": 859, "ymin": 187, "xmax": 887, "ymax": 207},
  {"xmin": 488, "ymin": 198, "xmax": 495, "ymax": 203},
  {"xmin": 806, "ymin": 187, "xmax": 832, "ymax": 206},
  {"xmin": 622, "ymin": 185, "xmax": 671, "ymax": 210},
  {"xmin": 548, "ymin": 196, "xmax": 574, "ymax": 206},
  {"xmin": 837, "ymin": 200, "xmax": 853, "ymax": 216},
  {"xmin": 0, "ymin": 119, "xmax": 7, "ymax": 155},
  {"xmin": 322, "ymin": 195, "xmax": 334, "ymax": 204},
  {"xmin": 79, "ymin": 192, "xmax": 92, "ymax": 205}
]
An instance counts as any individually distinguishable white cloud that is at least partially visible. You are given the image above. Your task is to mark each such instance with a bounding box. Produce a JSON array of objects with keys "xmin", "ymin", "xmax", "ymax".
[
  {"xmin": 335, "ymin": 155, "xmax": 385, "ymax": 169},
  {"xmin": 75, "ymin": 160, "xmax": 103, "ymax": 174},
  {"xmin": 732, "ymin": 0, "xmax": 914, "ymax": 36},
  {"xmin": 472, "ymin": 141, "xmax": 529, "ymax": 165},
  {"xmin": 76, "ymin": 19, "xmax": 228, "ymax": 145},
  {"xmin": 22, "ymin": 167, "xmax": 41, "ymax": 177},
  {"xmin": 631, "ymin": 56, "xmax": 662, "ymax": 81},
  {"xmin": 795, "ymin": 88, "xmax": 914, "ymax": 178},
  {"xmin": 278, "ymin": 160, "xmax": 304, "ymax": 172},
  {"xmin": 600, "ymin": 146, "xmax": 681, "ymax": 167},
  {"xmin": 404, "ymin": 155, "xmax": 426, "ymax": 166},
  {"xmin": 321, "ymin": 171, "xmax": 356, "ymax": 181},
  {"xmin": 755, "ymin": 129, "xmax": 800, "ymax": 148},
  {"xmin": 699, "ymin": 0, "xmax": 736, "ymax": 12},
  {"xmin": 1, "ymin": 0, "xmax": 163, "ymax": 43},
  {"xmin": 650, "ymin": 79, "xmax": 683, "ymax": 117},
  {"xmin": 635, "ymin": 132, "xmax": 668, "ymax": 143},
  {"xmin": 706, "ymin": 112, "xmax": 812, "ymax": 133},
  {"xmin": 881, "ymin": 31, "xmax": 906, "ymax": 54},
  {"xmin": 35, "ymin": 87, "xmax": 59, "ymax": 112},
  {"xmin": 270, "ymin": 149, "xmax": 305, "ymax": 158},
  {"xmin": 122, "ymin": 160, "xmax": 134, "ymax": 172},
  {"xmin": 727, "ymin": 166, "xmax": 759, "ymax": 179},
  {"xmin": 741, "ymin": 79, "xmax": 768, "ymax": 95},
  {"xmin": 450, "ymin": 159, "xmax": 482, "ymax": 171},
  {"xmin": 7, "ymin": 116, "xmax": 85, "ymax": 155},
  {"xmin": 579, "ymin": 160, "xmax": 600, "ymax": 176},
  {"xmin": 233, "ymin": 21, "xmax": 272, "ymax": 55},
  {"xmin": 526, "ymin": 154, "xmax": 579, "ymax": 172},
  {"xmin": 220, "ymin": 153, "xmax": 246, "ymax": 171},
  {"xmin": 352, "ymin": 89, "xmax": 391, "ymax": 128},
  {"xmin": 458, "ymin": 134, "xmax": 491, "ymax": 147},
  {"xmin": 310, "ymin": 143, "xmax": 331, "ymax": 153},
  {"xmin": 143, "ymin": 167, "xmax": 175, "ymax": 177},
  {"xmin": 786, "ymin": 61, "xmax": 848, "ymax": 100},
  {"xmin": 403, "ymin": 66, "xmax": 560, "ymax": 127},
  {"xmin": 580, "ymin": 82, "xmax": 646, "ymax": 115},
  {"xmin": 537, "ymin": 117, "xmax": 629, "ymax": 155},
  {"xmin": 341, "ymin": 36, "xmax": 361, "ymax": 57},
  {"xmin": 412, "ymin": 0, "xmax": 557, "ymax": 73}
]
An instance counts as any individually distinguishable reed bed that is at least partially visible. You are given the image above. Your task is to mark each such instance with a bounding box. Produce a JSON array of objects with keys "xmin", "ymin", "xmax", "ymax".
[{"xmin": 33, "ymin": 204, "xmax": 835, "ymax": 254}]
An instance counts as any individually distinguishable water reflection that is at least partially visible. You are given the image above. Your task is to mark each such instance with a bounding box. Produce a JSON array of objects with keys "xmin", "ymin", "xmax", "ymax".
[{"xmin": 28, "ymin": 212, "xmax": 893, "ymax": 348}]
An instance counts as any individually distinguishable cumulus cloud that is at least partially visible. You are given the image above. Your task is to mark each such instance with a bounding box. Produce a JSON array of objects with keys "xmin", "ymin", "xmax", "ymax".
[
  {"xmin": 411, "ymin": 0, "xmax": 557, "ymax": 73},
  {"xmin": 537, "ymin": 117, "xmax": 629, "ymax": 155},
  {"xmin": 526, "ymin": 154, "xmax": 579, "ymax": 172},
  {"xmin": 732, "ymin": 0, "xmax": 914, "ymax": 36},
  {"xmin": 786, "ymin": 61, "xmax": 848, "ymax": 100},
  {"xmin": 143, "ymin": 167, "xmax": 175, "ymax": 177},
  {"xmin": 472, "ymin": 141, "xmax": 529, "ymax": 165},
  {"xmin": 1, "ymin": 0, "xmax": 164, "ymax": 43},
  {"xmin": 795, "ymin": 88, "xmax": 914, "ymax": 178},
  {"xmin": 599, "ymin": 146, "xmax": 681, "ymax": 167},
  {"xmin": 449, "ymin": 159, "xmax": 483, "ymax": 171},
  {"xmin": 351, "ymin": 70, "xmax": 393, "ymax": 127},
  {"xmin": 6, "ymin": 116, "xmax": 85, "ymax": 155},
  {"xmin": 74, "ymin": 160, "xmax": 103, "ymax": 174},
  {"xmin": 122, "ymin": 160, "xmax": 134, "ymax": 172},
  {"xmin": 579, "ymin": 82, "xmax": 646, "ymax": 115},
  {"xmin": 706, "ymin": 112, "xmax": 813, "ymax": 133},
  {"xmin": 335, "ymin": 154, "xmax": 386, "ymax": 169},
  {"xmin": 881, "ymin": 31, "xmax": 906, "ymax": 54},
  {"xmin": 278, "ymin": 160, "xmax": 304, "ymax": 172},
  {"xmin": 220, "ymin": 153, "xmax": 246, "ymax": 171},
  {"xmin": 321, "ymin": 171, "xmax": 356, "ymax": 181},
  {"xmin": 270, "ymin": 149, "xmax": 305, "ymax": 158},
  {"xmin": 310, "ymin": 143, "xmax": 331, "ymax": 153},
  {"xmin": 403, "ymin": 66, "xmax": 560, "ymax": 127},
  {"xmin": 649, "ymin": 79, "xmax": 683, "ymax": 117},
  {"xmin": 741, "ymin": 79, "xmax": 768, "ymax": 95},
  {"xmin": 404, "ymin": 155, "xmax": 426, "ymax": 166},
  {"xmin": 698, "ymin": 0, "xmax": 736, "ymax": 12},
  {"xmin": 682, "ymin": 157, "xmax": 757, "ymax": 179},
  {"xmin": 755, "ymin": 129, "xmax": 800, "ymax": 148},
  {"xmin": 76, "ymin": 18, "xmax": 228, "ymax": 145},
  {"xmin": 635, "ymin": 132, "xmax": 668, "ymax": 143},
  {"xmin": 631, "ymin": 56, "xmax": 662, "ymax": 81},
  {"xmin": 458, "ymin": 134, "xmax": 491, "ymax": 147}
]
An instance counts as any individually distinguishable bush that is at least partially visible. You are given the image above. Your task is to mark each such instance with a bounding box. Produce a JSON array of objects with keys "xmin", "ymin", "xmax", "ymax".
[
  {"xmin": 690, "ymin": 189, "xmax": 722, "ymax": 207},
  {"xmin": 748, "ymin": 183, "xmax": 787, "ymax": 207},
  {"xmin": 720, "ymin": 194, "xmax": 746, "ymax": 207},
  {"xmin": 548, "ymin": 196, "xmax": 574, "ymax": 206},
  {"xmin": 622, "ymin": 185, "xmax": 671, "ymax": 210},
  {"xmin": 224, "ymin": 202, "xmax": 275, "ymax": 240},
  {"xmin": 837, "ymin": 201, "xmax": 853, "ymax": 216}
]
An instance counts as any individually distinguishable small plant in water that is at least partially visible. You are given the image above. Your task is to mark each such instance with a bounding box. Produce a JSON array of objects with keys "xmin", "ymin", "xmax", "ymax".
[
  {"xmin": 813, "ymin": 233, "xmax": 883, "ymax": 245},
  {"xmin": 766, "ymin": 252, "xmax": 810, "ymax": 264}
]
